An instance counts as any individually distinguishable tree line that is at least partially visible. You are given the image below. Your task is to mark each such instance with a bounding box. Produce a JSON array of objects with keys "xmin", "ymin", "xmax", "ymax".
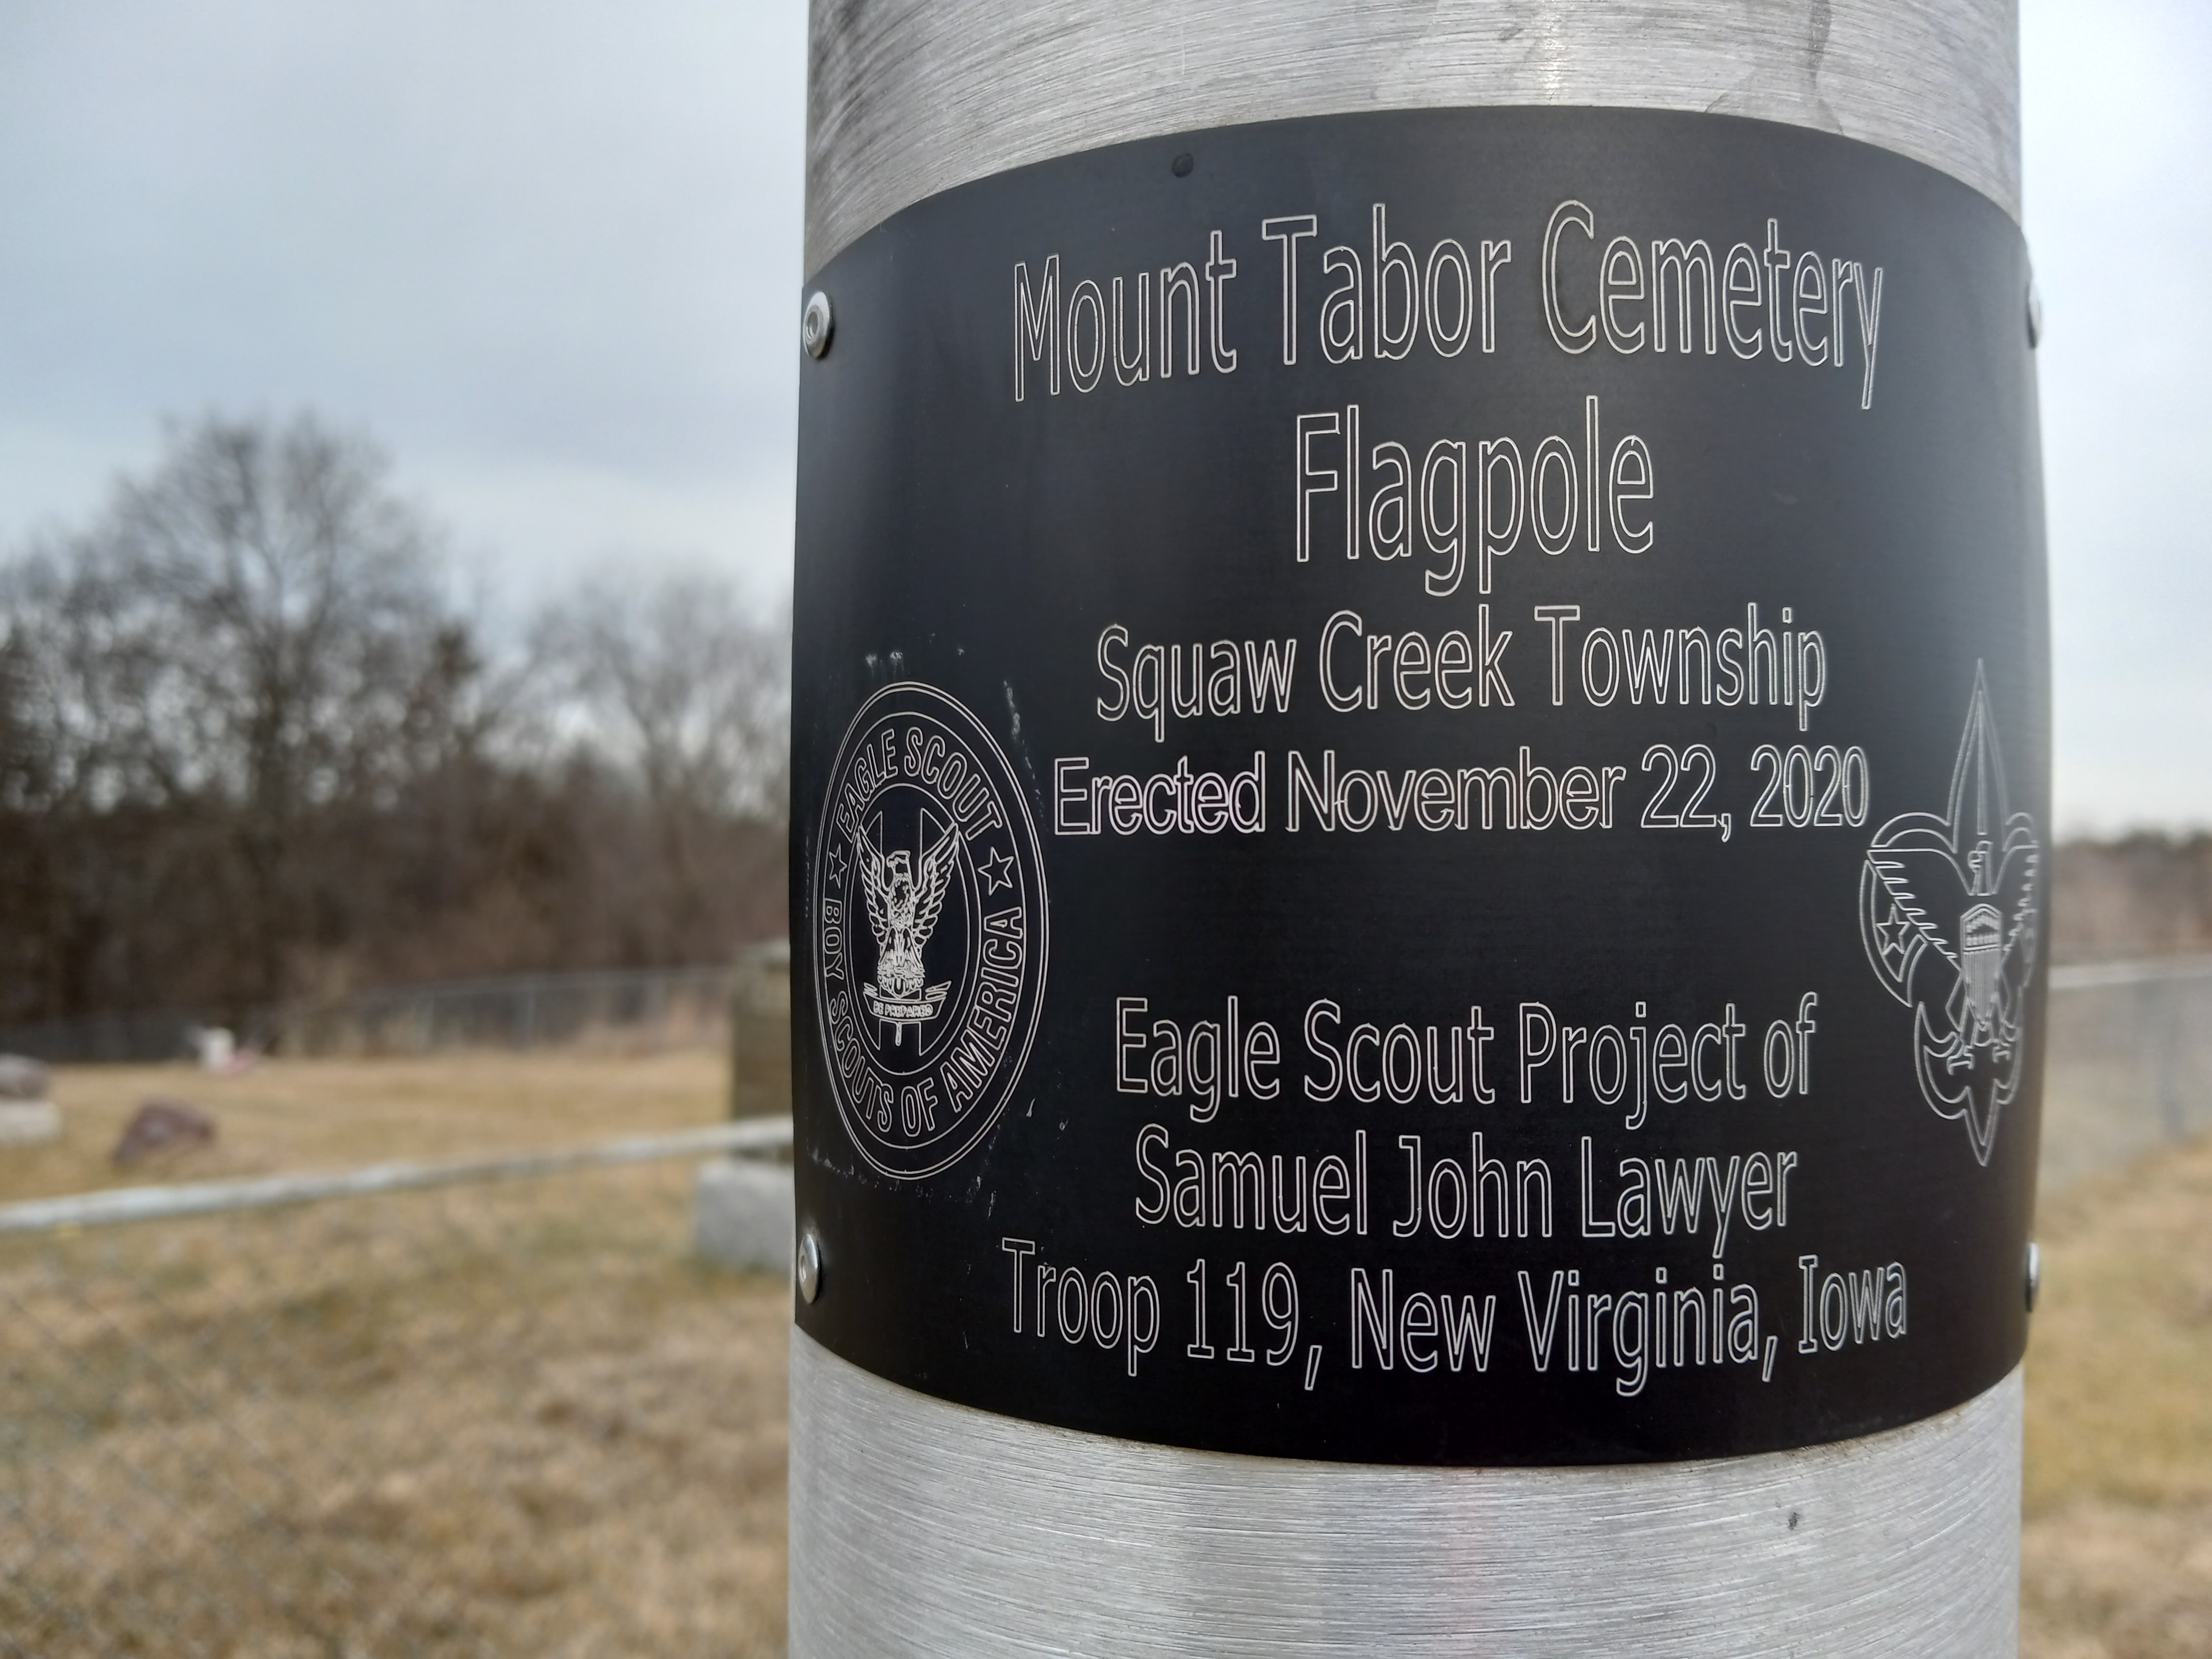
[{"xmin": 0, "ymin": 413, "xmax": 790, "ymax": 1030}]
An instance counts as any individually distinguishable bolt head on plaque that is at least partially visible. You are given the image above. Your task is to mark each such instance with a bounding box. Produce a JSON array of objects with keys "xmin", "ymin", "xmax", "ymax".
[
  {"xmin": 797, "ymin": 1229, "xmax": 822, "ymax": 1303},
  {"xmin": 2025, "ymin": 1241, "xmax": 2041, "ymax": 1312},
  {"xmin": 802, "ymin": 290, "xmax": 834, "ymax": 358}
]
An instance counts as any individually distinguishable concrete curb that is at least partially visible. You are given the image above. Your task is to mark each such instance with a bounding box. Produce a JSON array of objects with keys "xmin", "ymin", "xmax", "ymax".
[{"xmin": 693, "ymin": 1156, "xmax": 794, "ymax": 1275}]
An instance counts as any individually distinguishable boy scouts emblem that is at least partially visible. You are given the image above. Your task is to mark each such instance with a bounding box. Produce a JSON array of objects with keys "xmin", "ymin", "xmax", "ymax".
[{"xmin": 1859, "ymin": 664, "xmax": 2041, "ymax": 1164}]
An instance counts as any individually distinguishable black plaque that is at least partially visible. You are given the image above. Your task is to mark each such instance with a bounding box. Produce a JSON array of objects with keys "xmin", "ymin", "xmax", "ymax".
[{"xmin": 790, "ymin": 107, "xmax": 2048, "ymax": 1465}]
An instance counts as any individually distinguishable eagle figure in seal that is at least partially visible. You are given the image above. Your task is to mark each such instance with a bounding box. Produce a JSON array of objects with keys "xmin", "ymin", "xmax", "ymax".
[{"xmin": 860, "ymin": 823, "xmax": 962, "ymax": 1009}]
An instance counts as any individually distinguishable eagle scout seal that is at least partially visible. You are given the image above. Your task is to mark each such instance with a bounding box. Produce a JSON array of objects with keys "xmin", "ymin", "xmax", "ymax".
[{"xmin": 812, "ymin": 681, "xmax": 1048, "ymax": 1178}]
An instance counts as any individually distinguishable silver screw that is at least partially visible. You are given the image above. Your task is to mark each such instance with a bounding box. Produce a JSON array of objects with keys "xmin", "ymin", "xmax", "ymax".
[
  {"xmin": 2024, "ymin": 1241, "xmax": 2040, "ymax": 1312},
  {"xmin": 2026, "ymin": 274, "xmax": 2042, "ymax": 349},
  {"xmin": 802, "ymin": 290, "xmax": 834, "ymax": 359},
  {"xmin": 797, "ymin": 1228, "xmax": 823, "ymax": 1303}
]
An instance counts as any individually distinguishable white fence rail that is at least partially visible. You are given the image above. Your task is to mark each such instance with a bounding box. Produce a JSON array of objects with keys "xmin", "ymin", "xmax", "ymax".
[{"xmin": 0, "ymin": 1118, "xmax": 791, "ymax": 1236}]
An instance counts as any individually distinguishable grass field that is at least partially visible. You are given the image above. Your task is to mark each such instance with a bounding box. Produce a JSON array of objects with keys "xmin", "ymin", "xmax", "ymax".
[
  {"xmin": 2023, "ymin": 1130, "xmax": 2212, "ymax": 1657},
  {"xmin": 0, "ymin": 1053, "xmax": 788, "ymax": 1658},
  {"xmin": 0, "ymin": 1052, "xmax": 2205, "ymax": 1654},
  {"xmin": 0, "ymin": 1050, "xmax": 738, "ymax": 1205}
]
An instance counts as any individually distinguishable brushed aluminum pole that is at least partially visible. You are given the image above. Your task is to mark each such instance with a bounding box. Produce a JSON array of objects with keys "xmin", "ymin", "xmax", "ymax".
[{"xmin": 792, "ymin": 3, "xmax": 2028, "ymax": 1653}]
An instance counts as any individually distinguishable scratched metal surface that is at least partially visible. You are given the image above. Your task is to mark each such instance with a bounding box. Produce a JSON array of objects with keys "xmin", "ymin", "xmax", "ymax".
[
  {"xmin": 792, "ymin": 3, "xmax": 2026, "ymax": 1650},
  {"xmin": 791, "ymin": 1332, "xmax": 2021, "ymax": 1656},
  {"xmin": 804, "ymin": 0, "xmax": 2020, "ymax": 276}
]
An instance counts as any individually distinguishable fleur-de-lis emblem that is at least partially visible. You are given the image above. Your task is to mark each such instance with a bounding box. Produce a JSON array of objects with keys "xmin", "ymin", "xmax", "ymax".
[{"xmin": 1858, "ymin": 664, "xmax": 2041, "ymax": 1164}]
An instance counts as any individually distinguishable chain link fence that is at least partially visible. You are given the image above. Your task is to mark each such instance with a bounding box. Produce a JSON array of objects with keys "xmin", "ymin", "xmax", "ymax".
[
  {"xmin": 0, "ymin": 954, "xmax": 796, "ymax": 1067},
  {"xmin": 2042, "ymin": 955, "xmax": 2212, "ymax": 1191},
  {"xmin": 270, "ymin": 967, "xmax": 743, "ymax": 1060}
]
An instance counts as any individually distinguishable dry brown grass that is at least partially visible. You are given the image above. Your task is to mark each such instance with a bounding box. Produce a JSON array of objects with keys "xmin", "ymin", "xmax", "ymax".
[
  {"xmin": 0, "ymin": 1052, "xmax": 787, "ymax": 1657},
  {"xmin": 2024, "ymin": 1131, "xmax": 2212, "ymax": 1658},
  {"xmin": 3, "ymin": 1053, "xmax": 2207, "ymax": 1653}
]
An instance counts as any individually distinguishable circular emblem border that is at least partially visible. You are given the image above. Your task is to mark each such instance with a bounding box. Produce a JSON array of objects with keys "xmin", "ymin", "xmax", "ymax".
[{"xmin": 810, "ymin": 680, "xmax": 1049, "ymax": 1179}]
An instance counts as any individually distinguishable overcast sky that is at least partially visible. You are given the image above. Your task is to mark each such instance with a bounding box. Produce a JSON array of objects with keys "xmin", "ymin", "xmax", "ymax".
[
  {"xmin": 0, "ymin": 0, "xmax": 807, "ymax": 613},
  {"xmin": 0, "ymin": 0, "xmax": 2202, "ymax": 832}
]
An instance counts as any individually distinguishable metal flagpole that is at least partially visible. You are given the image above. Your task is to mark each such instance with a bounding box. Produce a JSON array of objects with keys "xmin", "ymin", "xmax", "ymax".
[{"xmin": 786, "ymin": 2, "xmax": 2044, "ymax": 1653}]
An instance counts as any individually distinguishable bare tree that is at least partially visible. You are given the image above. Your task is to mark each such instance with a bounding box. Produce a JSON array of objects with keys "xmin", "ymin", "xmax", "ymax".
[
  {"xmin": 1, "ymin": 413, "xmax": 489, "ymax": 1010},
  {"xmin": 533, "ymin": 568, "xmax": 791, "ymax": 949},
  {"xmin": 0, "ymin": 416, "xmax": 793, "ymax": 1035}
]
